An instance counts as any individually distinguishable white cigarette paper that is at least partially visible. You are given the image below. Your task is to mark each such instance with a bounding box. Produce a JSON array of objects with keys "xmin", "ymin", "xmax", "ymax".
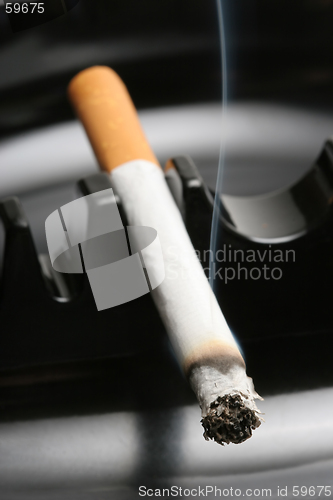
[
  {"xmin": 112, "ymin": 159, "xmax": 262, "ymax": 445},
  {"xmin": 68, "ymin": 66, "xmax": 262, "ymax": 445}
]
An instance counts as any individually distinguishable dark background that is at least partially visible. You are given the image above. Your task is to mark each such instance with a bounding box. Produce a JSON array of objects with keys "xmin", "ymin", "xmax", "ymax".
[
  {"xmin": 0, "ymin": 2, "xmax": 333, "ymax": 498},
  {"xmin": 0, "ymin": 0, "xmax": 333, "ymax": 138},
  {"xmin": 0, "ymin": 0, "xmax": 333, "ymax": 413}
]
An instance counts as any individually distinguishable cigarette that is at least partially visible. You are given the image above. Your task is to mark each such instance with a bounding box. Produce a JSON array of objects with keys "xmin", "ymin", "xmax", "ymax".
[{"xmin": 67, "ymin": 66, "xmax": 262, "ymax": 445}]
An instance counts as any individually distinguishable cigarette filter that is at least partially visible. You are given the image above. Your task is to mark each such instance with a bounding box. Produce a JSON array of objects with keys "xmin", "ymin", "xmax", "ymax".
[{"xmin": 68, "ymin": 66, "xmax": 262, "ymax": 445}]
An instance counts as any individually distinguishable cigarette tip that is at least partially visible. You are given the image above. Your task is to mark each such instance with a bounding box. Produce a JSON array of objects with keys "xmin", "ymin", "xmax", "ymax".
[{"xmin": 201, "ymin": 394, "xmax": 262, "ymax": 446}]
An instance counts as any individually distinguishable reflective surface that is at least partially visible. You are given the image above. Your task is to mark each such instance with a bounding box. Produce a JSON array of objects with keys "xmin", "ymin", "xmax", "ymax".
[
  {"xmin": 1, "ymin": 103, "xmax": 333, "ymax": 498},
  {"xmin": 1, "ymin": 0, "xmax": 333, "ymax": 496},
  {"xmin": 221, "ymin": 139, "xmax": 333, "ymax": 241},
  {"xmin": 0, "ymin": 388, "xmax": 333, "ymax": 498}
]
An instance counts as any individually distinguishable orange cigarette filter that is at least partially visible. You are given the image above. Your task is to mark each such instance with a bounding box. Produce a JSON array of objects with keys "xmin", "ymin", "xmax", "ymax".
[{"xmin": 67, "ymin": 66, "xmax": 160, "ymax": 172}]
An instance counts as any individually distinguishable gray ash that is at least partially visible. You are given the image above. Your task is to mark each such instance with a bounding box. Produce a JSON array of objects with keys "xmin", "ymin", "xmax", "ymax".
[{"xmin": 201, "ymin": 394, "xmax": 261, "ymax": 445}]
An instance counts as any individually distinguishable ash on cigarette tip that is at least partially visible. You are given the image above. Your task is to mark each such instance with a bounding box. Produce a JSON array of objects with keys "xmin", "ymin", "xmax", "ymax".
[{"xmin": 201, "ymin": 394, "xmax": 261, "ymax": 445}]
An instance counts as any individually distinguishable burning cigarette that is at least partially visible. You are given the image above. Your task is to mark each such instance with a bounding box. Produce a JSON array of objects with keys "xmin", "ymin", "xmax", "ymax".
[{"xmin": 67, "ymin": 66, "xmax": 262, "ymax": 445}]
